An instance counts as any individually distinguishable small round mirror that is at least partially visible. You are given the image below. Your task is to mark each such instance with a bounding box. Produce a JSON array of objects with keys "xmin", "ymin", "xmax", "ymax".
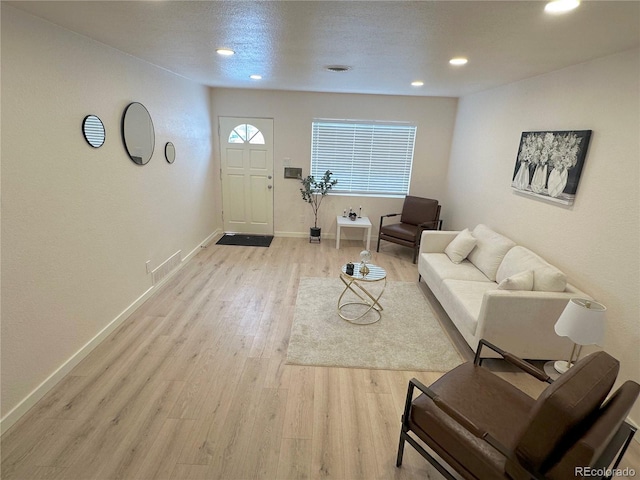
[
  {"xmin": 122, "ymin": 102, "xmax": 155, "ymax": 165},
  {"xmin": 165, "ymin": 142, "xmax": 176, "ymax": 164},
  {"xmin": 82, "ymin": 115, "xmax": 105, "ymax": 148}
]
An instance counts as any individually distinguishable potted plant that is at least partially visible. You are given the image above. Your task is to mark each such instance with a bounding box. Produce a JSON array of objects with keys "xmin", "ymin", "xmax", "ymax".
[{"xmin": 300, "ymin": 170, "xmax": 337, "ymax": 242}]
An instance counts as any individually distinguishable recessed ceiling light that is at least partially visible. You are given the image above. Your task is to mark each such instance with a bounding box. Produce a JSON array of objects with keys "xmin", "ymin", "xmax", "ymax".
[
  {"xmin": 544, "ymin": 0, "xmax": 580, "ymax": 14},
  {"xmin": 325, "ymin": 65, "xmax": 351, "ymax": 73},
  {"xmin": 216, "ymin": 48, "xmax": 235, "ymax": 56},
  {"xmin": 250, "ymin": 74, "xmax": 262, "ymax": 80},
  {"xmin": 411, "ymin": 81, "xmax": 424, "ymax": 87},
  {"xmin": 449, "ymin": 57, "xmax": 468, "ymax": 66}
]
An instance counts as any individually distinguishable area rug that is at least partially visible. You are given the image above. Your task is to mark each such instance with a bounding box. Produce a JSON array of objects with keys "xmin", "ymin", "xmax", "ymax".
[
  {"xmin": 215, "ymin": 234, "xmax": 273, "ymax": 247},
  {"xmin": 286, "ymin": 277, "xmax": 464, "ymax": 371}
]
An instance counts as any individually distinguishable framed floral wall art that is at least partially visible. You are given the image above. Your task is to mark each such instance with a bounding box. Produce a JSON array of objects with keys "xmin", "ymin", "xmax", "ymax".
[{"xmin": 511, "ymin": 130, "xmax": 592, "ymax": 205}]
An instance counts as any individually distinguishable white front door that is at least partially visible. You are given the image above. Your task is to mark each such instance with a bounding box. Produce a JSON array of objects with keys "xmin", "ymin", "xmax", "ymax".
[{"xmin": 219, "ymin": 117, "xmax": 274, "ymax": 235}]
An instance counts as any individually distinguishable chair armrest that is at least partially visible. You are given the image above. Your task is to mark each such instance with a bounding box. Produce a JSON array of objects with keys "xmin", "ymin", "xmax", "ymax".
[
  {"xmin": 405, "ymin": 379, "xmax": 486, "ymax": 438},
  {"xmin": 417, "ymin": 220, "xmax": 440, "ymax": 230},
  {"xmin": 379, "ymin": 213, "xmax": 401, "ymax": 230},
  {"xmin": 404, "ymin": 378, "xmax": 519, "ymax": 460},
  {"xmin": 380, "ymin": 213, "xmax": 400, "ymax": 228},
  {"xmin": 475, "ymin": 339, "xmax": 552, "ymax": 383}
]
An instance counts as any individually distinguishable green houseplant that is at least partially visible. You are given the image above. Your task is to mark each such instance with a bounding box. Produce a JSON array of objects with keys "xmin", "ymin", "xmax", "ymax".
[{"xmin": 300, "ymin": 170, "xmax": 337, "ymax": 241}]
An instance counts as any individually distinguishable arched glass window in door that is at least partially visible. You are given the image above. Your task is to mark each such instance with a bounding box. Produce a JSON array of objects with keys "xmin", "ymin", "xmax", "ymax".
[{"xmin": 228, "ymin": 123, "xmax": 265, "ymax": 144}]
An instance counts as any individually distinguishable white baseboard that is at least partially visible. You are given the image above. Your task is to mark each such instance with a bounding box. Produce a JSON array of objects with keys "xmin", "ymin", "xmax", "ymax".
[
  {"xmin": 195, "ymin": 230, "xmax": 219, "ymax": 250},
  {"xmin": 0, "ymin": 228, "xmax": 221, "ymax": 435}
]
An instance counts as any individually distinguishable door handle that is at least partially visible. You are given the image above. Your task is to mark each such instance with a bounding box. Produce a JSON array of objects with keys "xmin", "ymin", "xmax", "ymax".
[
  {"xmin": 268, "ymin": 185, "xmax": 273, "ymax": 189},
  {"xmin": 268, "ymin": 175, "xmax": 272, "ymax": 179}
]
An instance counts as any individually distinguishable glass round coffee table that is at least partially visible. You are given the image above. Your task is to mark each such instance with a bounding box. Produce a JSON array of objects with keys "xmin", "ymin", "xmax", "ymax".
[{"xmin": 338, "ymin": 263, "xmax": 387, "ymax": 324}]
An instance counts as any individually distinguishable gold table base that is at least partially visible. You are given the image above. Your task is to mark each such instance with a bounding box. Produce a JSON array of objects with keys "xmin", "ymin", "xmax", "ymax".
[{"xmin": 338, "ymin": 272, "xmax": 387, "ymax": 325}]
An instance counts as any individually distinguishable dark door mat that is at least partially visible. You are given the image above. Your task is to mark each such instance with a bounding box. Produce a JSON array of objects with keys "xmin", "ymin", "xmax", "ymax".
[{"xmin": 216, "ymin": 234, "xmax": 274, "ymax": 247}]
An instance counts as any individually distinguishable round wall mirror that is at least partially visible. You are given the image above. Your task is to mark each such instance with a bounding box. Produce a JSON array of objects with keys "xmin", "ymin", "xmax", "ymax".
[
  {"xmin": 122, "ymin": 102, "xmax": 155, "ymax": 165},
  {"xmin": 82, "ymin": 115, "xmax": 105, "ymax": 148},
  {"xmin": 165, "ymin": 142, "xmax": 176, "ymax": 164}
]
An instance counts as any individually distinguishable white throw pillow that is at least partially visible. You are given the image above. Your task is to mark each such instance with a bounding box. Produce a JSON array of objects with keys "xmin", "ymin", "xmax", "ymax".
[
  {"xmin": 444, "ymin": 229, "xmax": 477, "ymax": 264},
  {"xmin": 497, "ymin": 270, "xmax": 534, "ymax": 290},
  {"xmin": 466, "ymin": 224, "xmax": 516, "ymax": 281},
  {"xmin": 496, "ymin": 246, "xmax": 567, "ymax": 292},
  {"xmin": 532, "ymin": 267, "xmax": 567, "ymax": 292}
]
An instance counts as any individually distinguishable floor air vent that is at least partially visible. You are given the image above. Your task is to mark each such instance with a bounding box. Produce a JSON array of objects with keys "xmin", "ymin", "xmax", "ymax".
[{"xmin": 152, "ymin": 250, "xmax": 182, "ymax": 285}]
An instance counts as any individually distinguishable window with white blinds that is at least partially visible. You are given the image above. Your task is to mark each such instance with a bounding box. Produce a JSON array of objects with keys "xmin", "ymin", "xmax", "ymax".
[{"xmin": 310, "ymin": 120, "xmax": 416, "ymax": 196}]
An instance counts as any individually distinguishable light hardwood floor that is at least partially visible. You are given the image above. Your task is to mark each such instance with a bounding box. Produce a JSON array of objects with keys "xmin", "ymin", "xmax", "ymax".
[{"xmin": 2, "ymin": 237, "xmax": 638, "ymax": 480}]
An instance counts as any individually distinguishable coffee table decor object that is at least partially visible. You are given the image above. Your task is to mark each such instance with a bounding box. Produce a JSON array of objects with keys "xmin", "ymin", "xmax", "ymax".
[
  {"xmin": 359, "ymin": 249, "xmax": 372, "ymax": 276},
  {"xmin": 338, "ymin": 262, "xmax": 387, "ymax": 325}
]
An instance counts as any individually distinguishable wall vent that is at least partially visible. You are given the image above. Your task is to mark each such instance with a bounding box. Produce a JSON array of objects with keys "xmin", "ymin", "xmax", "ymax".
[{"xmin": 152, "ymin": 250, "xmax": 182, "ymax": 285}]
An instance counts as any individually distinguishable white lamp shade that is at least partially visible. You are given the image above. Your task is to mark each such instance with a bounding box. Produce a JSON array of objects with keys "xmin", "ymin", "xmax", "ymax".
[{"xmin": 554, "ymin": 298, "xmax": 606, "ymax": 346}]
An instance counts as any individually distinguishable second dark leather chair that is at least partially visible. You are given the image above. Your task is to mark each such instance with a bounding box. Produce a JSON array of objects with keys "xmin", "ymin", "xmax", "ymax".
[{"xmin": 377, "ymin": 196, "xmax": 442, "ymax": 263}]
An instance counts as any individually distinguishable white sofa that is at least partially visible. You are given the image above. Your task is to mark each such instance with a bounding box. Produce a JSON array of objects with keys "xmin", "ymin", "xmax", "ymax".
[{"xmin": 418, "ymin": 224, "xmax": 589, "ymax": 360}]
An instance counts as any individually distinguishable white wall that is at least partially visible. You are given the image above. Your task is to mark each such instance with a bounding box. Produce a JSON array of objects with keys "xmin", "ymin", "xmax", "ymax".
[
  {"xmin": 210, "ymin": 89, "xmax": 458, "ymax": 239},
  {"xmin": 445, "ymin": 48, "xmax": 640, "ymax": 424},
  {"xmin": 1, "ymin": 6, "xmax": 218, "ymax": 428}
]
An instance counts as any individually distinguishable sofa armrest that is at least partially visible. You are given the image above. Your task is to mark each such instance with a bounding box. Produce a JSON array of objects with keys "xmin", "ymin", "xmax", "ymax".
[
  {"xmin": 419, "ymin": 230, "xmax": 460, "ymax": 254},
  {"xmin": 475, "ymin": 288, "xmax": 592, "ymax": 360}
]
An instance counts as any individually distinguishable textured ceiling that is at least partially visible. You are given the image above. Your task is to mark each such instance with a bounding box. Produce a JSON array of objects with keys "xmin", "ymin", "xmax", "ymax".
[{"xmin": 7, "ymin": 1, "xmax": 640, "ymax": 97}]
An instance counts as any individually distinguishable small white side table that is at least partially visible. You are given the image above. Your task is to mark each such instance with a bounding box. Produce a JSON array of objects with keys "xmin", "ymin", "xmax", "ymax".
[{"xmin": 336, "ymin": 216, "xmax": 372, "ymax": 250}]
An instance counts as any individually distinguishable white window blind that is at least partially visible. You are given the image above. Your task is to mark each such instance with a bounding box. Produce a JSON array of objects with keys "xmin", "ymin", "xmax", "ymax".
[{"xmin": 310, "ymin": 120, "xmax": 416, "ymax": 196}]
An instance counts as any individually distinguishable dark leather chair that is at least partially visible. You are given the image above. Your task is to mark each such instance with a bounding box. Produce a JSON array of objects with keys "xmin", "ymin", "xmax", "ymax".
[
  {"xmin": 377, "ymin": 196, "xmax": 442, "ymax": 263},
  {"xmin": 397, "ymin": 339, "xmax": 639, "ymax": 480}
]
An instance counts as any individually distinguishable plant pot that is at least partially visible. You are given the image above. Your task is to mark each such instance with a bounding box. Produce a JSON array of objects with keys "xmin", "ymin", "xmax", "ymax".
[{"xmin": 309, "ymin": 227, "xmax": 321, "ymax": 243}]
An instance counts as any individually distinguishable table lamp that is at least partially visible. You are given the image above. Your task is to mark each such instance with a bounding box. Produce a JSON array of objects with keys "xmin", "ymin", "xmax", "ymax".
[{"xmin": 552, "ymin": 298, "xmax": 606, "ymax": 374}]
